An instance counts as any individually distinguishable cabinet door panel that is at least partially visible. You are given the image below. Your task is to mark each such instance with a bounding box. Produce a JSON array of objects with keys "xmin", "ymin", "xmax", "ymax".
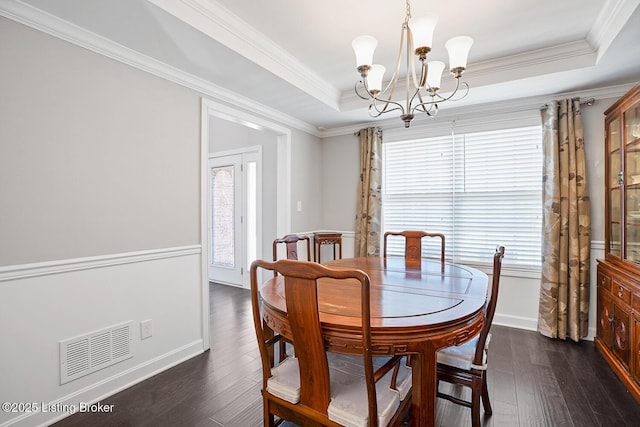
[
  {"xmin": 613, "ymin": 302, "xmax": 631, "ymax": 368},
  {"xmin": 598, "ymin": 287, "xmax": 613, "ymax": 348},
  {"xmin": 634, "ymin": 316, "xmax": 640, "ymax": 385}
]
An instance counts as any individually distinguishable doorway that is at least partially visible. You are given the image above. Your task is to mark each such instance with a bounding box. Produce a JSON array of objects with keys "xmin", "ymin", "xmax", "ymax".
[
  {"xmin": 200, "ymin": 98, "xmax": 292, "ymax": 350},
  {"xmin": 208, "ymin": 149, "xmax": 260, "ymax": 288}
]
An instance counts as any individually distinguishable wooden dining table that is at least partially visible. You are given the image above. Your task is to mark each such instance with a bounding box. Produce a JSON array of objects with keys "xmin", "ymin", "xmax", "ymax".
[{"xmin": 258, "ymin": 255, "xmax": 488, "ymax": 426}]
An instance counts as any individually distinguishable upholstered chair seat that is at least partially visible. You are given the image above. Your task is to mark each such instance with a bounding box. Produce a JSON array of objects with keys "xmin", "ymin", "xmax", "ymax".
[
  {"xmin": 437, "ymin": 334, "xmax": 491, "ymax": 371},
  {"xmin": 266, "ymin": 353, "xmax": 411, "ymax": 427}
]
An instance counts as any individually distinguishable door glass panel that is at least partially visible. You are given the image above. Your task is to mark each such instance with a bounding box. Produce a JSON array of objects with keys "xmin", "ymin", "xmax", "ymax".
[
  {"xmin": 211, "ymin": 165, "xmax": 235, "ymax": 268},
  {"xmin": 624, "ymin": 102, "xmax": 640, "ymax": 143},
  {"xmin": 625, "ymin": 104, "xmax": 640, "ymax": 263},
  {"xmin": 609, "ymin": 187, "xmax": 621, "ymax": 257},
  {"xmin": 246, "ymin": 161, "xmax": 257, "ymax": 270},
  {"xmin": 611, "ymin": 117, "xmax": 621, "ymax": 151},
  {"xmin": 609, "ymin": 116, "xmax": 622, "ymax": 258},
  {"xmin": 610, "ymin": 150, "xmax": 621, "ymax": 188}
]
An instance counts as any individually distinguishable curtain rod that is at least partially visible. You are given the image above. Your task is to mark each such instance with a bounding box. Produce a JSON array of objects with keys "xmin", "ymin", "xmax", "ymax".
[
  {"xmin": 354, "ymin": 127, "xmax": 383, "ymax": 136},
  {"xmin": 540, "ymin": 97, "xmax": 595, "ymax": 110}
]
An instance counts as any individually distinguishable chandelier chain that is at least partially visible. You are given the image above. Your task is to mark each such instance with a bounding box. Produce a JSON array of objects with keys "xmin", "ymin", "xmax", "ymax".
[{"xmin": 405, "ymin": 0, "xmax": 411, "ymax": 25}]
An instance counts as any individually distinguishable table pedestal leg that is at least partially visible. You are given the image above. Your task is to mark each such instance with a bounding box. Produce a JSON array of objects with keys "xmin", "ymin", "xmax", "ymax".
[{"xmin": 410, "ymin": 343, "xmax": 438, "ymax": 426}]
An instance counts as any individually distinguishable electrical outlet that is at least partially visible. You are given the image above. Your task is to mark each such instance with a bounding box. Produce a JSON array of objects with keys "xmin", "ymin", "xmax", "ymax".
[{"xmin": 140, "ymin": 319, "xmax": 152, "ymax": 340}]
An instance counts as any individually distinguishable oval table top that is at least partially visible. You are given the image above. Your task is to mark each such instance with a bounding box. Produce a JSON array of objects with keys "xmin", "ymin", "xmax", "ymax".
[{"xmin": 260, "ymin": 255, "xmax": 488, "ymax": 333}]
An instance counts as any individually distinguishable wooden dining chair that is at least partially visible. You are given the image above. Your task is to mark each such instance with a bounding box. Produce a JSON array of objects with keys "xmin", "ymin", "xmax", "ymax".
[
  {"xmin": 250, "ymin": 259, "xmax": 412, "ymax": 427},
  {"xmin": 272, "ymin": 234, "xmax": 311, "ymax": 262},
  {"xmin": 436, "ymin": 245, "xmax": 505, "ymax": 427},
  {"xmin": 271, "ymin": 234, "xmax": 312, "ymax": 359},
  {"xmin": 383, "ymin": 230, "xmax": 445, "ymax": 270}
]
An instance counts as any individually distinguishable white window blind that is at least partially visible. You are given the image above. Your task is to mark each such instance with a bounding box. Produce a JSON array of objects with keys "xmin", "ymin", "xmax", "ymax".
[{"xmin": 382, "ymin": 125, "xmax": 542, "ymax": 268}]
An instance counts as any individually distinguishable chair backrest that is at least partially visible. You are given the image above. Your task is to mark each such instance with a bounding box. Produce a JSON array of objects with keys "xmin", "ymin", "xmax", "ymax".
[
  {"xmin": 383, "ymin": 230, "xmax": 445, "ymax": 269},
  {"xmin": 250, "ymin": 259, "xmax": 379, "ymax": 423},
  {"xmin": 272, "ymin": 234, "xmax": 311, "ymax": 262},
  {"xmin": 473, "ymin": 246, "xmax": 505, "ymax": 365}
]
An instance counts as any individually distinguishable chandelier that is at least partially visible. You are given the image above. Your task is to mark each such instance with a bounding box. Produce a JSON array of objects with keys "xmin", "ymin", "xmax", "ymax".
[{"xmin": 352, "ymin": 0, "xmax": 473, "ymax": 128}]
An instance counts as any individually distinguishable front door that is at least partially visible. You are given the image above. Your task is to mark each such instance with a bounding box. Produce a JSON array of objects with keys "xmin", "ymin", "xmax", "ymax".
[{"xmin": 208, "ymin": 151, "xmax": 260, "ymax": 287}]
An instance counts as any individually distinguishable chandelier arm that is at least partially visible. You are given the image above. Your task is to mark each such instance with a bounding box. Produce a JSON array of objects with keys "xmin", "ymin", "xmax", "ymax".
[
  {"xmin": 429, "ymin": 78, "xmax": 461, "ymax": 101},
  {"xmin": 417, "ymin": 59, "xmax": 428, "ymax": 90},
  {"xmin": 411, "ymin": 81, "xmax": 466, "ymax": 116},
  {"xmin": 411, "ymin": 95, "xmax": 438, "ymax": 115},
  {"xmin": 409, "ymin": 87, "xmax": 427, "ymax": 110},
  {"xmin": 369, "ymin": 96, "xmax": 406, "ymax": 116},
  {"xmin": 377, "ymin": 22, "xmax": 408, "ymax": 102},
  {"xmin": 429, "ymin": 79, "xmax": 469, "ymax": 102},
  {"xmin": 409, "ymin": 90, "xmax": 437, "ymax": 116},
  {"xmin": 408, "ymin": 31, "xmax": 424, "ymax": 91},
  {"xmin": 368, "ymin": 102, "xmax": 403, "ymax": 118},
  {"xmin": 354, "ymin": 81, "xmax": 373, "ymax": 100},
  {"xmin": 405, "ymin": 24, "xmax": 412, "ymax": 113}
]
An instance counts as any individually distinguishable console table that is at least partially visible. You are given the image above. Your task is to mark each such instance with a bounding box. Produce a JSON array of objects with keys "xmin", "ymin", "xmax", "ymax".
[{"xmin": 313, "ymin": 232, "xmax": 342, "ymax": 262}]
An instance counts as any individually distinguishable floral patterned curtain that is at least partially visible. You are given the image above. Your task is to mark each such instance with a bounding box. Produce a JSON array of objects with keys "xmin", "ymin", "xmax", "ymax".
[
  {"xmin": 538, "ymin": 99, "xmax": 591, "ymax": 341},
  {"xmin": 354, "ymin": 127, "xmax": 383, "ymax": 257}
]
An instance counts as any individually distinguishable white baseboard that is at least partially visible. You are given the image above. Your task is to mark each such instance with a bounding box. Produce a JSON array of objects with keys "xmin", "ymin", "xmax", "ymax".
[
  {"xmin": 1, "ymin": 340, "xmax": 204, "ymax": 427},
  {"xmin": 493, "ymin": 313, "xmax": 538, "ymax": 332},
  {"xmin": 493, "ymin": 314, "xmax": 596, "ymax": 342}
]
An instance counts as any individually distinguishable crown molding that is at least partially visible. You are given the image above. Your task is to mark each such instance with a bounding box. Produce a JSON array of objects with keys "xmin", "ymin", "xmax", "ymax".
[
  {"xmin": 322, "ymin": 83, "xmax": 636, "ymax": 138},
  {"xmin": 465, "ymin": 40, "xmax": 596, "ymax": 81},
  {"xmin": 588, "ymin": 0, "xmax": 640, "ymax": 62},
  {"xmin": 0, "ymin": 0, "xmax": 322, "ymax": 137},
  {"xmin": 148, "ymin": 0, "xmax": 341, "ymax": 111}
]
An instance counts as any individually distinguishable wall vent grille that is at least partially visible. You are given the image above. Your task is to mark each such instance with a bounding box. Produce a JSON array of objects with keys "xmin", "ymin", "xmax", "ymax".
[{"xmin": 60, "ymin": 321, "xmax": 133, "ymax": 384}]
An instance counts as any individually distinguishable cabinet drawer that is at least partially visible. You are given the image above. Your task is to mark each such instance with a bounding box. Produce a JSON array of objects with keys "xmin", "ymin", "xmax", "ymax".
[
  {"xmin": 613, "ymin": 280, "xmax": 632, "ymax": 305},
  {"xmin": 598, "ymin": 271, "xmax": 611, "ymax": 291},
  {"xmin": 633, "ymin": 293, "xmax": 640, "ymax": 312}
]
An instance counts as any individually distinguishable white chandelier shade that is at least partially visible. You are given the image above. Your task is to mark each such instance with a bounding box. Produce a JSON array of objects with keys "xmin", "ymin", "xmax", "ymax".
[
  {"xmin": 352, "ymin": 35, "xmax": 378, "ymax": 68},
  {"xmin": 425, "ymin": 61, "xmax": 445, "ymax": 90},
  {"xmin": 367, "ymin": 64, "xmax": 386, "ymax": 93},
  {"xmin": 446, "ymin": 36, "xmax": 474, "ymax": 73},
  {"xmin": 410, "ymin": 16, "xmax": 438, "ymax": 50}
]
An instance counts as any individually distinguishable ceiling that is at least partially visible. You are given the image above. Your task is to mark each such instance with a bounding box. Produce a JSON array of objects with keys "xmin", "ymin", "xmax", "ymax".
[{"xmin": 9, "ymin": 0, "xmax": 640, "ymax": 132}]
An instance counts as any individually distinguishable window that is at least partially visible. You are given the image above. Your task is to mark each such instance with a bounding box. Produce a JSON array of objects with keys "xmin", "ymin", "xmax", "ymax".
[{"xmin": 382, "ymin": 125, "xmax": 542, "ymax": 268}]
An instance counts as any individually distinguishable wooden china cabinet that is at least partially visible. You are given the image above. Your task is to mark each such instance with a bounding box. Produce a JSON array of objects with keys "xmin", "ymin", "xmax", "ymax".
[{"xmin": 596, "ymin": 83, "xmax": 640, "ymax": 403}]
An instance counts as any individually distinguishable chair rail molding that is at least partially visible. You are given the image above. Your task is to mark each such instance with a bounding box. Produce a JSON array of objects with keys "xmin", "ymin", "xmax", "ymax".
[{"xmin": 0, "ymin": 245, "xmax": 201, "ymax": 283}]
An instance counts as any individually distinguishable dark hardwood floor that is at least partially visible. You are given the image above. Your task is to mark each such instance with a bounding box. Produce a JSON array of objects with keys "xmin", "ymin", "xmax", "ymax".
[{"xmin": 54, "ymin": 282, "xmax": 640, "ymax": 427}]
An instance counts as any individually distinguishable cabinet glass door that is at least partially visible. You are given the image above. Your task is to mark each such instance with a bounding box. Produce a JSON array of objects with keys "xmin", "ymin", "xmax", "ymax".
[
  {"xmin": 625, "ymin": 102, "xmax": 640, "ymax": 263},
  {"xmin": 609, "ymin": 116, "xmax": 622, "ymax": 257}
]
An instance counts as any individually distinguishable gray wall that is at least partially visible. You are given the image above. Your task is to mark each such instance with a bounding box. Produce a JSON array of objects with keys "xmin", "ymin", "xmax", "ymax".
[
  {"xmin": 321, "ymin": 133, "xmax": 360, "ymax": 230},
  {"xmin": 290, "ymin": 128, "xmax": 324, "ymax": 233},
  {"xmin": 0, "ymin": 16, "xmax": 200, "ymax": 266},
  {"xmin": 582, "ymin": 98, "xmax": 616, "ymax": 242}
]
